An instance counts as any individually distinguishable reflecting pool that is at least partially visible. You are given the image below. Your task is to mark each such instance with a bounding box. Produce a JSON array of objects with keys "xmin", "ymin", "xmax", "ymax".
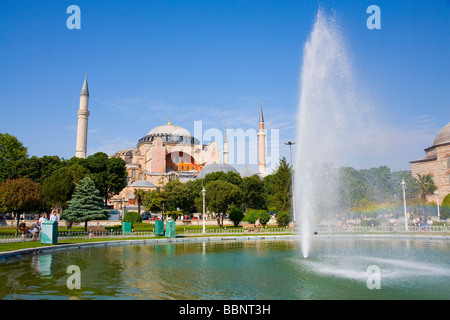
[{"xmin": 0, "ymin": 238, "xmax": 449, "ymax": 300}]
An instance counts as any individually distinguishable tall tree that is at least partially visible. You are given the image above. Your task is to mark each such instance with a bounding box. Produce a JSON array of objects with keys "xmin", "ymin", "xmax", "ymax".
[
  {"xmin": 62, "ymin": 177, "xmax": 109, "ymax": 231},
  {"xmin": 265, "ymin": 157, "xmax": 292, "ymax": 212},
  {"xmin": 15, "ymin": 156, "xmax": 64, "ymax": 185},
  {"xmin": 133, "ymin": 189, "xmax": 147, "ymax": 215},
  {"xmin": 0, "ymin": 133, "xmax": 28, "ymax": 182},
  {"xmin": 203, "ymin": 171, "xmax": 243, "ymax": 188},
  {"xmin": 42, "ymin": 164, "xmax": 90, "ymax": 210},
  {"xmin": 143, "ymin": 189, "xmax": 167, "ymax": 213},
  {"xmin": 78, "ymin": 153, "xmax": 127, "ymax": 205},
  {"xmin": 164, "ymin": 180, "xmax": 194, "ymax": 214},
  {"xmin": 206, "ymin": 180, "xmax": 242, "ymax": 227},
  {"xmin": 241, "ymin": 175, "xmax": 266, "ymax": 212},
  {"xmin": 0, "ymin": 178, "xmax": 43, "ymax": 234}
]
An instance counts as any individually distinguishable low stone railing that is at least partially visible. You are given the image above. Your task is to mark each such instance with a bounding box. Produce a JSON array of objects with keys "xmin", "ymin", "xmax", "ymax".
[{"xmin": 1, "ymin": 225, "xmax": 449, "ymax": 244}]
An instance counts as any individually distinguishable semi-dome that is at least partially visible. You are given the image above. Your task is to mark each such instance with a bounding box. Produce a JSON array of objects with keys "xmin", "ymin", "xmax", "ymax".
[
  {"xmin": 433, "ymin": 122, "xmax": 450, "ymax": 146},
  {"xmin": 129, "ymin": 180, "xmax": 156, "ymax": 188},
  {"xmin": 240, "ymin": 169, "xmax": 260, "ymax": 178},
  {"xmin": 196, "ymin": 163, "xmax": 238, "ymax": 179}
]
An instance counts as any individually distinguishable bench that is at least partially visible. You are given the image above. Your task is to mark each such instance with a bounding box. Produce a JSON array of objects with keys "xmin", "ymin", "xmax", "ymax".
[
  {"xmin": 20, "ymin": 228, "xmax": 40, "ymax": 240},
  {"xmin": 243, "ymin": 224, "xmax": 263, "ymax": 233},
  {"xmin": 87, "ymin": 226, "xmax": 106, "ymax": 236}
]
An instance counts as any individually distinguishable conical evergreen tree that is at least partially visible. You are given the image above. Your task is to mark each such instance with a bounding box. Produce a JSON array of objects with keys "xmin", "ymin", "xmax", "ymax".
[{"xmin": 63, "ymin": 176, "xmax": 109, "ymax": 231}]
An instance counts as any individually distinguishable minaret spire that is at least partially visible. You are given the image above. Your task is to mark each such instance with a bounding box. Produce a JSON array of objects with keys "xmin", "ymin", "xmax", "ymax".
[
  {"xmin": 259, "ymin": 99, "xmax": 264, "ymax": 123},
  {"xmin": 80, "ymin": 73, "xmax": 89, "ymax": 96},
  {"xmin": 223, "ymin": 125, "xmax": 229, "ymax": 164},
  {"xmin": 75, "ymin": 74, "xmax": 90, "ymax": 158}
]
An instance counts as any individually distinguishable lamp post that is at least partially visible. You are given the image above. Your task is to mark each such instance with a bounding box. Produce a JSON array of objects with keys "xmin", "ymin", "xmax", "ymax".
[
  {"xmin": 202, "ymin": 187, "xmax": 206, "ymax": 234},
  {"xmin": 434, "ymin": 191, "xmax": 440, "ymax": 221},
  {"xmin": 121, "ymin": 196, "xmax": 125, "ymax": 220},
  {"xmin": 401, "ymin": 179, "xmax": 408, "ymax": 231}
]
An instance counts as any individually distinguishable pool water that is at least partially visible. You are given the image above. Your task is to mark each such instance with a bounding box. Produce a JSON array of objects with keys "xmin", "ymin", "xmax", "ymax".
[{"xmin": 0, "ymin": 238, "xmax": 449, "ymax": 300}]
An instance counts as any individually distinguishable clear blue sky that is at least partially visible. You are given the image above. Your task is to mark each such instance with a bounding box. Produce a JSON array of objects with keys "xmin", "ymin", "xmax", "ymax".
[{"xmin": 0, "ymin": 0, "xmax": 448, "ymax": 172}]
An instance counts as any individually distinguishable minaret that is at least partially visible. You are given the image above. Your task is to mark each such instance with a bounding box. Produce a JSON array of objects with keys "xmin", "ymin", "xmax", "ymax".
[
  {"xmin": 258, "ymin": 100, "xmax": 266, "ymax": 176},
  {"xmin": 223, "ymin": 126, "xmax": 229, "ymax": 164},
  {"xmin": 75, "ymin": 74, "xmax": 90, "ymax": 158}
]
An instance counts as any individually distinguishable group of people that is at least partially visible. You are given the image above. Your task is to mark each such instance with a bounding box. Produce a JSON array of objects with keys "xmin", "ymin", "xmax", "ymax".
[
  {"xmin": 411, "ymin": 215, "xmax": 434, "ymax": 230},
  {"xmin": 18, "ymin": 211, "xmax": 58, "ymax": 240}
]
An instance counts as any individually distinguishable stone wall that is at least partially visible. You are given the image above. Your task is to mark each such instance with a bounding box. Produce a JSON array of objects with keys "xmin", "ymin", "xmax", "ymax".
[{"xmin": 411, "ymin": 144, "xmax": 450, "ymax": 204}]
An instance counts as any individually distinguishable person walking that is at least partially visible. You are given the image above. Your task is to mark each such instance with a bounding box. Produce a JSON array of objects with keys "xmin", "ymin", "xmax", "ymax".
[
  {"xmin": 39, "ymin": 213, "xmax": 47, "ymax": 229},
  {"xmin": 50, "ymin": 210, "xmax": 58, "ymax": 222}
]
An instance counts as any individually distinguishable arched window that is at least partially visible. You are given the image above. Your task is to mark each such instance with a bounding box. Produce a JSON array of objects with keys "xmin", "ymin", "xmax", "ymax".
[
  {"xmin": 132, "ymin": 170, "xmax": 136, "ymax": 179},
  {"xmin": 181, "ymin": 165, "xmax": 184, "ymax": 171},
  {"xmin": 139, "ymin": 173, "xmax": 143, "ymax": 180}
]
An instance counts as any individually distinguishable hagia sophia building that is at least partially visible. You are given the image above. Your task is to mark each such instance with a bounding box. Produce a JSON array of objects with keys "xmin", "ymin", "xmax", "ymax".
[{"xmin": 75, "ymin": 76, "xmax": 265, "ymax": 212}]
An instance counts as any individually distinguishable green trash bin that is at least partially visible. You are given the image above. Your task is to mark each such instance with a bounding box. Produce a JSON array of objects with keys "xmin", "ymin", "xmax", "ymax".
[
  {"xmin": 122, "ymin": 221, "xmax": 132, "ymax": 234},
  {"xmin": 41, "ymin": 220, "xmax": 58, "ymax": 244},
  {"xmin": 154, "ymin": 220, "xmax": 164, "ymax": 236},
  {"xmin": 165, "ymin": 219, "xmax": 176, "ymax": 238}
]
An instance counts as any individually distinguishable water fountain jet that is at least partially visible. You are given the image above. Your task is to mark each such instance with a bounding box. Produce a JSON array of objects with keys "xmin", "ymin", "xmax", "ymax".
[{"xmin": 295, "ymin": 9, "xmax": 373, "ymax": 258}]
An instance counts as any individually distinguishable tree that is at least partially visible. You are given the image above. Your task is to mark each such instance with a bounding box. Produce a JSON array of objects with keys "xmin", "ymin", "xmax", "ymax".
[
  {"xmin": 164, "ymin": 180, "xmax": 194, "ymax": 214},
  {"xmin": 338, "ymin": 167, "xmax": 368, "ymax": 208},
  {"xmin": 186, "ymin": 179, "xmax": 204, "ymax": 213},
  {"xmin": 0, "ymin": 178, "xmax": 43, "ymax": 234},
  {"xmin": 143, "ymin": 189, "xmax": 167, "ymax": 213},
  {"xmin": 276, "ymin": 211, "xmax": 293, "ymax": 227},
  {"xmin": 133, "ymin": 189, "xmax": 147, "ymax": 215},
  {"xmin": 441, "ymin": 193, "xmax": 450, "ymax": 220},
  {"xmin": 241, "ymin": 175, "xmax": 266, "ymax": 212},
  {"xmin": 244, "ymin": 209, "xmax": 270, "ymax": 225},
  {"xmin": 229, "ymin": 206, "xmax": 244, "ymax": 227},
  {"xmin": 42, "ymin": 164, "xmax": 90, "ymax": 210},
  {"xmin": 62, "ymin": 177, "xmax": 109, "ymax": 231},
  {"xmin": 78, "ymin": 153, "xmax": 128, "ymax": 205},
  {"xmin": 442, "ymin": 193, "xmax": 450, "ymax": 207},
  {"xmin": 416, "ymin": 174, "xmax": 437, "ymax": 203},
  {"xmin": 15, "ymin": 155, "xmax": 64, "ymax": 185},
  {"xmin": 0, "ymin": 133, "xmax": 28, "ymax": 182},
  {"xmin": 265, "ymin": 157, "xmax": 292, "ymax": 212},
  {"xmin": 203, "ymin": 171, "xmax": 243, "ymax": 187},
  {"xmin": 206, "ymin": 180, "xmax": 242, "ymax": 227}
]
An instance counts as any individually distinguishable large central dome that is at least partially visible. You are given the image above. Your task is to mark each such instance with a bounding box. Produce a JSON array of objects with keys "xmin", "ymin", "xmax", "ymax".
[
  {"xmin": 147, "ymin": 123, "xmax": 192, "ymax": 137},
  {"xmin": 138, "ymin": 118, "xmax": 199, "ymax": 146}
]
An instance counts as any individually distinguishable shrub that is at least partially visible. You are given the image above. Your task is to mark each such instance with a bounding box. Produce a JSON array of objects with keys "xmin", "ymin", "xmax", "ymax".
[
  {"xmin": 244, "ymin": 209, "xmax": 260, "ymax": 224},
  {"xmin": 258, "ymin": 210, "xmax": 271, "ymax": 226},
  {"xmin": 442, "ymin": 193, "xmax": 450, "ymax": 207},
  {"xmin": 244, "ymin": 209, "xmax": 270, "ymax": 225},
  {"xmin": 361, "ymin": 219, "xmax": 380, "ymax": 227},
  {"xmin": 229, "ymin": 207, "xmax": 245, "ymax": 227},
  {"xmin": 276, "ymin": 211, "xmax": 293, "ymax": 227},
  {"xmin": 123, "ymin": 211, "xmax": 143, "ymax": 226}
]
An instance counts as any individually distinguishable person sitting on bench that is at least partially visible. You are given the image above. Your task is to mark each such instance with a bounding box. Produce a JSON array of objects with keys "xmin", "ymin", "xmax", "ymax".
[{"xmin": 29, "ymin": 218, "xmax": 41, "ymax": 240}]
